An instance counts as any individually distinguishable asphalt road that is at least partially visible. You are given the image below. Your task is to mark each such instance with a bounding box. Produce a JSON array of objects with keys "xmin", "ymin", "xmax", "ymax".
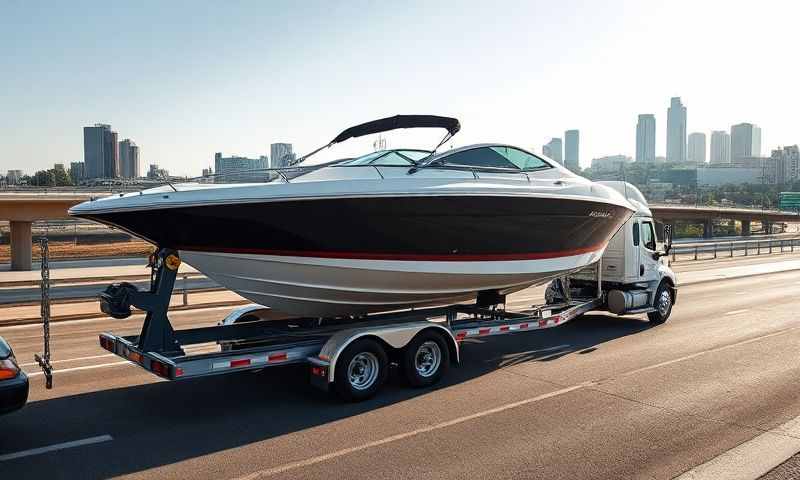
[{"xmin": 2, "ymin": 262, "xmax": 800, "ymax": 479}]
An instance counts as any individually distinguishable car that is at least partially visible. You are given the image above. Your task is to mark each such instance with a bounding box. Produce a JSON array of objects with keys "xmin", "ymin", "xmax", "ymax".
[{"xmin": 0, "ymin": 336, "xmax": 29, "ymax": 415}]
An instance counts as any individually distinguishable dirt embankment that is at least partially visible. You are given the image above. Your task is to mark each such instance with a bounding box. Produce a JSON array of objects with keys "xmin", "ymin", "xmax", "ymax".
[{"xmin": 0, "ymin": 240, "xmax": 155, "ymax": 262}]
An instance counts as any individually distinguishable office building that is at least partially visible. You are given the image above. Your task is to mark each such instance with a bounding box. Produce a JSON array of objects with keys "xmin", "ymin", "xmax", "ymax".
[
  {"xmin": 710, "ymin": 131, "xmax": 731, "ymax": 164},
  {"xmin": 147, "ymin": 164, "xmax": 169, "ymax": 179},
  {"xmin": 731, "ymin": 123, "xmax": 762, "ymax": 162},
  {"xmin": 564, "ymin": 130, "xmax": 579, "ymax": 171},
  {"xmin": 635, "ymin": 114, "xmax": 656, "ymax": 163},
  {"xmin": 6, "ymin": 170, "xmax": 23, "ymax": 185},
  {"xmin": 270, "ymin": 143, "xmax": 294, "ymax": 168},
  {"xmin": 69, "ymin": 162, "xmax": 85, "ymax": 184},
  {"xmin": 214, "ymin": 152, "xmax": 268, "ymax": 182},
  {"xmin": 687, "ymin": 132, "xmax": 706, "ymax": 164},
  {"xmin": 666, "ymin": 97, "xmax": 687, "ymax": 163},
  {"xmin": 119, "ymin": 139, "xmax": 140, "ymax": 179},
  {"xmin": 542, "ymin": 138, "xmax": 563, "ymax": 164},
  {"xmin": 772, "ymin": 145, "xmax": 800, "ymax": 185},
  {"xmin": 591, "ymin": 155, "xmax": 632, "ymax": 174},
  {"xmin": 83, "ymin": 123, "xmax": 119, "ymax": 179}
]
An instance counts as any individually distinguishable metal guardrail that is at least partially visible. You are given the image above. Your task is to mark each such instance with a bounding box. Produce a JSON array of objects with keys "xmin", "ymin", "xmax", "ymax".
[{"xmin": 671, "ymin": 236, "xmax": 800, "ymax": 261}]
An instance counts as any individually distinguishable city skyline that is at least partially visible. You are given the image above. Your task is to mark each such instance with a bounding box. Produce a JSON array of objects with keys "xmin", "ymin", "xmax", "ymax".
[{"xmin": 1, "ymin": 2, "xmax": 798, "ymax": 175}]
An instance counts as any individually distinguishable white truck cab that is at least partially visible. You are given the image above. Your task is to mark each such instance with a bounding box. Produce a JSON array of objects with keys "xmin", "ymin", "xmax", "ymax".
[{"xmin": 556, "ymin": 182, "xmax": 677, "ymax": 324}]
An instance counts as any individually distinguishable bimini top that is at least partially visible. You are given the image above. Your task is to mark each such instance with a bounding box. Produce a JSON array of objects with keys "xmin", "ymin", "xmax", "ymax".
[{"xmin": 331, "ymin": 115, "xmax": 460, "ymax": 144}]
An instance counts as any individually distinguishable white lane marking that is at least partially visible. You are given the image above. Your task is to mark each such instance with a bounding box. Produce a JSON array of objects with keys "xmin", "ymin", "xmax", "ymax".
[
  {"xmin": 675, "ymin": 414, "xmax": 800, "ymax": 479},
  {"xmin": 233, "ymin": 382, "xmax": 592, "ymax": 480},
  {"xmin": 18, "ymin": 353, "xmax": 115, "ymax": 368},
  {"xmin": 725, "ymin": 309, "xmax": 750, "ymax": 316},
  {"xmin": 234, "ymin": 325, "xmax": 800, "ymax": 479},
  {"xmin": 25, "ymin": 361, "xmax": 132, "ymax": 377},
  {"xmin": 0, "ymin": 435, "xmax": 113, "ymax": 462}
]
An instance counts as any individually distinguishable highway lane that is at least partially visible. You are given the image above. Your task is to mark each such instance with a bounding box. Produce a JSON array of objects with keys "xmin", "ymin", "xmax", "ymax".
[{"xmin": 2, "ymin": 267, "xmax": 800, "ymax": 478}]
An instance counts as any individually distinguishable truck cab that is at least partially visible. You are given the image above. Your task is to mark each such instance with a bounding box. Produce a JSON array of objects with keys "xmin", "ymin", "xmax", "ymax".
[{"xmin": 556, "ymin": 181, "xmax": 677, "ymax": 324}]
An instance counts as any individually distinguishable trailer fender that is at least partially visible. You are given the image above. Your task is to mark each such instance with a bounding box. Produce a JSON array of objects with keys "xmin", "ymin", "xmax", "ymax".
[
  {"xmin": 318, "ymin": 323, "xmax": 460, "ymax": 384},
  {"xmin": 218, "ymin": 304, "xmax": 273, "ymax": 326}
]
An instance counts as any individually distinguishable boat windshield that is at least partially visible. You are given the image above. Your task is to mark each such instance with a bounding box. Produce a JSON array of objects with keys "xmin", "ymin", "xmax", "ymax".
[{"xmin": 336, "ymin": 149, "xmax": 431, "ymax": 166}]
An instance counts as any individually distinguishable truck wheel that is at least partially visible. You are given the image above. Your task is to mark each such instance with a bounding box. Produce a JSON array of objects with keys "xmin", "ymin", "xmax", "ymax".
[
  {"xmin": 333, "ymin": 338, "xmax": 388, "ymax": 402},
  {"xmin": 647, "ymin": 283, "xmax": 673, "ymax": 325},
  {"xmin": 402, "ymin": 330, "xmax": 450, "ymax": 388}
]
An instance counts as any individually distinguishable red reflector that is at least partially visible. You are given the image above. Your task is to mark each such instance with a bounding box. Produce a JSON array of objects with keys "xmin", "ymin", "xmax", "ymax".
[
  {"xmin": 311, "ymin": 366, "xmax": 326, "ymax": 376},
  {"xmin": 269, "ymin": 352, "xmax": 288, "ymax": 362},
  {"xmin": 538, "ymin": 319, "xmax": 547, "ymax": 327},
  {"xmin": 520, "ymin": 323, "xmax": 529, "ymax": 329},
  {"xmin": 175, "ymin": 368, "xmax": 184, "ymax": 377},
  {"xmin": 455, "ymin": 332, "xmax": 467, "ymax": 340},
  {"xmin": 230, "ymin": 359, "xmax": 251, "ymax": 368},
  {"xmin": 151, "ymin": 361, "xmax": 168, "ymax": 376},
  {"xmin": 479, "ymin": 328, "xmax": 491, "ymax": 335},
  {"xmin": 500, "ymin": 326, "xmax": 510, "ymax": 332}
]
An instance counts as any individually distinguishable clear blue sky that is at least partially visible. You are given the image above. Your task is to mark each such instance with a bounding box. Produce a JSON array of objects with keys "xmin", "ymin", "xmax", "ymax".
[{"xmin": 1, "ymin": 0, "xmax": 798, "ymax": 175}]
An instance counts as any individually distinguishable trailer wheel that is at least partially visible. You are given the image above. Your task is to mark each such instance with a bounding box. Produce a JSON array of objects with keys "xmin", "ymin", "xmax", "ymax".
[
  {"xmin": 402, "ymin": 330, "xmax": 450, "ymax": 388},
  {"xmin": 333, "ymin": 338, "xmax": 388, "ymax": 401},
  {"xmin": 647, "ymin": 283, "xmax": 673, "ymax": 325}
]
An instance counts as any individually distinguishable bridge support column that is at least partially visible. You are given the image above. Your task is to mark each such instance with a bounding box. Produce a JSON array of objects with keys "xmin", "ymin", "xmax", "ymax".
[
  {"xmin": 764, "ymin": 221, "xmax": 773, "ymax": 234},
  {"xmin": 703, "ymin": 219, "xmax": 713, "ymax": 239},
  {"xmin": 741, "ymin": 220, "xmax": 751, "ymax": 237},
  {"xmin": 10, "ymin": 220, "xmax": 33, "ymax": 271}
]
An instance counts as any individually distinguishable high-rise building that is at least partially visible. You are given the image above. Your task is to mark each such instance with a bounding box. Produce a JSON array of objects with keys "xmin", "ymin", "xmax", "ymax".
[
  {"xmin": 542, "ymin": 138, "xmax": 563, "ymax": 164},
  {"xmin": 564, "ymin": 130, "xmax": 579, "ymax": 171},
  {"xmin": 772, "ymin": 145, "xmax": 800, "ymax": 185},
  {"xmin": 731, "ymin": 123, "xmax": 762, "ymax": 162},
  {"xmin": 710, "ymin": 131, "xmax": 731, "ymax": 164},
  {"xmin": 118, "ymin": 139, "xmax": 140, "ymax": 178},
  {"xmin": 83, "ymin": 123, "xmax": 119, "ymax": 179},
  {"xmin": 147, "ymin": 164, "xmax": 169, "ymax": 179},
  {"xmin": 687, "ymin": 132, "xmax": 706, "ymax": 165},
  {"xmin": 6, "ymin": 170, "xmax": 24, "ymax": 185},
  {"xmin": 214, "ymin": 152, "xmax": 267, "ymax": 182},
  {"xmin": 635, "ymin": 114, "xmax": 656, "ymax": 163},
  {"xmin": 666, "ymin": 97, "xmax": 687, "ymax": 163},
  {"xmin": 69, "ymin": 162, "xmax": 85, "ymax": 184},
  {"xmin": 270, "ymin": 143, "xmax": 294, "ymax": 168}
]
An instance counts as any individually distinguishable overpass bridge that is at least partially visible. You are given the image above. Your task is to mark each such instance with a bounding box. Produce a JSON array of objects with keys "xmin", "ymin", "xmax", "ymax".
[
  {"xmin": 1, "ymin": 192, "xmax": 799, "ymax": 270},
  {"xmin": 650, "ymin": 204, "xmax": 800, "ymax": 238}
]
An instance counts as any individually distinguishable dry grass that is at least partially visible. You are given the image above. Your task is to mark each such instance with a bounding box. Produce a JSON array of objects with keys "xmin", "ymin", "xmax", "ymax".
[{"xmin": 0, "ymin": 240, "xmax": 156, "ymax": 262}]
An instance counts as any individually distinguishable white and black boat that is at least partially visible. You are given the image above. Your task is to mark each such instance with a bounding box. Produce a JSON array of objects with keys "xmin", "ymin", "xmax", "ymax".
[{"xmin": 70, "ymin": 115, "xmax": 635, "ymax": 316}]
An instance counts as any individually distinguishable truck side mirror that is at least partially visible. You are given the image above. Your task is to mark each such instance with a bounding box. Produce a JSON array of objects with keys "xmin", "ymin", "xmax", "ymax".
[{"xmin": 663, "ymin": 224, "xmax": 673, "ymax": 254}]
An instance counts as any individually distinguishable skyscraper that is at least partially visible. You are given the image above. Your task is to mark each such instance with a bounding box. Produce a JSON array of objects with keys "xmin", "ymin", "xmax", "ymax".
[
  {"xmin": 542, "ymin": 138, "xmax": 563, "ymax": 164},
  {"xmin": 730, "ymin": 123, "xmax": 762, "ymax": 162},
  {"xmin": 687, "ymin": 132, "xmax": 706, "ymax": 164},
  {"xmin": 635, "ymin": 114, "xmax": 656, "ymax": 163},
  {"xmin": 710, "ymin": 131, "xmax": 731, "ymax": 164},
  {"xmin": 118, "ymin": 139, "xmax": 140, "ymax": 178},
  {"xmin": 666, "ymin": 97, "xmax": 687, "ymax": 163},
  {"xmin": 69, "ymin": 161, "xmax": 85, "ymax": 185},
  {"xmin": 83, "ymin": 123, "xmax": 119, "ymax": 179},
  {"xmin": 270, "ymin": 143, "xmax": 294, "ymax": 168},
  {"xmin": 564, "ymin": 130, "xmax": 579, "ymax": 171}
]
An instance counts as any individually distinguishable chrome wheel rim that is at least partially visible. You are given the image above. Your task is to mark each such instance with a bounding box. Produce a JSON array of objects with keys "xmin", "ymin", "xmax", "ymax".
[
  {"xmin": 657, "ymin": 290, "xmax": 671, "ymax": 316},
  {"xmin": 347, "ymin": 352, "xmax": 379, "ymax": 390},
  {"xmin": 415, "ymin": 341, "xmax": 442, "ymax": 378}
]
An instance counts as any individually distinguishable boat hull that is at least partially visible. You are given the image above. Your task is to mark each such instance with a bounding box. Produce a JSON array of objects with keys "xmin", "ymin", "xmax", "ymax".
[
  {"xmin": 78, "ymin": 194, "xmax": 632, "ymax": 316},
  {"xmin": 181, "ymin": 248, "xmax": 606, "ymax": 316}
]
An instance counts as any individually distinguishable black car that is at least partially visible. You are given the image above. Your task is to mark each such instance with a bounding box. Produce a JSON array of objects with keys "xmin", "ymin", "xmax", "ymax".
[{"xmin": 0, "ymin": 336, "xmax": 28, "ymax": 415}]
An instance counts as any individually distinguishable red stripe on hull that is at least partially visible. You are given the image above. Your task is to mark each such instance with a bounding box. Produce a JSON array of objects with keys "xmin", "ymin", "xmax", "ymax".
[{"xmin": 181, "ymin": 244, "xmax": 606, "ymax": 262}]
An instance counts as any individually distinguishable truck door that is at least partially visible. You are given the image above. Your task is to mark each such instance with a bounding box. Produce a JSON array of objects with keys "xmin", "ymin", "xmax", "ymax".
[{"xmin": 639, "ymin": 220, "xmax": 658, "ymax": 280}]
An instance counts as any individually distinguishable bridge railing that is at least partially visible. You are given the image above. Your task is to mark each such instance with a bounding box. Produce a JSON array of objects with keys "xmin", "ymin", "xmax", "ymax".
[{"xmin": 670, "ymin": 236, "xmax": 800, "ymax": 262}]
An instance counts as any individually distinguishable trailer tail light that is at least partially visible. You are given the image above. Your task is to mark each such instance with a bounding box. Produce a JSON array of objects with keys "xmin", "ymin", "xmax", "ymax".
[
  {"xmin": 230, "ymin": 358, "xmax": 251, "ymax": 368},
  {"xmin": 150, "ymin": 360, "xmax": 169, "ymax": 377},
  {"xmin": 0, "ymin": 358, "xmax": 19, "ymax": 380},
  {"xmin": 311, "ymin": 366, "xmax": 327, "ymax": 378},
  {"xmin": 99, "ymin": 335, "xmax": 114, "ymax": 352},
  {"xmin": 127, "ymin": 351, "xmax": 143, "ymax": 364}
]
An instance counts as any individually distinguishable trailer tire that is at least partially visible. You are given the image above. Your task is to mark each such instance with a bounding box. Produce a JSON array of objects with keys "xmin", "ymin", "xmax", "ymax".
[
  {"xmin": 647, "ymin": 282, "xmax": 673, "ymax": 325},
  {"xmin": 333, "ymin": 338, "xmax": 388, "ymax": 402},
  {"xmin": 402, "ymin": 330, "xmax": 450, "ymax": 388}
]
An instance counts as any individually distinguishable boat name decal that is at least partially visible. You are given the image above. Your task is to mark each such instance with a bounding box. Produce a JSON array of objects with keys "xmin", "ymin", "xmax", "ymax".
[{"xmin": 588, "ymin": 211, "xmax": 612, "ymax": 218}]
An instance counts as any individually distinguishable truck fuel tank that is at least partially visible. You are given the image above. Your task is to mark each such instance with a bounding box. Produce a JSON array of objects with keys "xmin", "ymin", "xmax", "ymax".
[{"xmin": 607, "ymin": 289, "xmax": 650, "ymax": 315}]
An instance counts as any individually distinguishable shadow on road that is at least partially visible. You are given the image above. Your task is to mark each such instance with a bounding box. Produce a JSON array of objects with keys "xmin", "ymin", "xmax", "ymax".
[{"xmin": 0, "ymin": 313, "xmax": 651, "ymax": 479}]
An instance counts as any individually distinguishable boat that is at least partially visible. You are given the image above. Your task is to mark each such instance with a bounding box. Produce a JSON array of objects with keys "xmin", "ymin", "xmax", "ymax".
[{"xmin": 69, "ymin": 115, "xmax": 635, "ymax": 316}]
